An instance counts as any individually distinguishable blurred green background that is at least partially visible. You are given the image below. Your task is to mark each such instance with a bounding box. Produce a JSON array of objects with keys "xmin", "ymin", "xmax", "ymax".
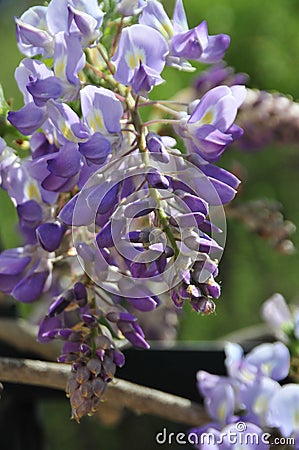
[
  {"xmin": 1, "ymin": 0, "xmax": 298, "ymax": 339},
  {"xmin": 1, "ymin": 0, "xmax": 299, "ymax": 448}
]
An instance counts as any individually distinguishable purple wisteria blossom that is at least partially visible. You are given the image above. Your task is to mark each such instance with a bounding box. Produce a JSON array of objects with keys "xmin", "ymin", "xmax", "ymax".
[
  {"xmin": 267, "ymin": 384, "xmax": 299, "ymax": 445},
  {"xmin": 8, "ymin": 32, "xmax": 86, "ymax": 134},
  {"xmin": 111, "ymin": 24, "xmax": 168, "ymax": 95},
  {"xmin": 261, "ymin": 293, "xmax": 294, "ymax": 341},
  {"xmin": 177, "ymin": 85, "xmax": 247, "ymax": 162},
  {"xmin": 27, "ymin": 32, "xmax": 85, "ymax": 104},
  {"xmin": 16, "ymin": 0, "xmax": 104, "ymax": 57},
  {"xmin": 192, "ymin": 341, "xmax": 293, "ymax": 449},
  {"xmin": 139, "ymin": 0, "xmax": 230, "ymax": 70},
  {"xmin": 0, "ymin": 0, "xmax": 249, "ymax": 422}
]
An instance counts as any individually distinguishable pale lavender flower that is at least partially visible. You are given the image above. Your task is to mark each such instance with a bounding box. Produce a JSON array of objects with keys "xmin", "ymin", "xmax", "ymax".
[
  {"xmin": 140, "ymin": 0, "xmax": 230, "ymax": 70},
  {"xmin": 171, "ymin": 20, "xmax": 230, "ymax": 64},
  {"xmin": 47, "ymin": 31, "xmax": 85, "ymax": 101},
  {"xmin": 47, "ymin": 0, "xmax": 103, "ymax": 40},
  {"xmin": 0, "ymin": 139, "xmax": 17, "ymax": 188},
  {"xmin": 204, "ymin": 380, "xmax": 236, "ymax": 425},
  {"xmin": 16, "ymin": 0, "xmax": 104, "ymax": 57},
  {"xmin": 111, "ymin": 24, "xmax": 168, "ymax": 94},
  {"xmin": 239, "ymin": 376, "xmax": 281, "ymax": 427},
  {"xmin": 80, "ymin": 86, "xmax": 123, "ymax": 139},
  {"xmin": 131, "ymin": 61, "xmax": 164, "ymax": 98},
  {"xmin": 16, "ymin": 6, "xmax": 53, "ymax": 57},
  {"xmin": 46, "ymin": 100, "xmax": 89, "ymax": 144},
  {"xmin": 225, "ymin": 341, "xmax": 290, "ymax": 383},
  {"xmin": 178, "ymin": 85, "xmax": 246, "ymax": 162},
  {"xmin": 8, "ymin": 103, "xmax": 47, "ymax": 136},
  {"xmin": 245, "ymin": 342, "xmax": 290, "ymax": 381},
  {"xmin": 139, "ymin": 0, "xmax": 173, "ymax": 40},
  {"xmin": 267, "ymin": 384, "xmax": 299, "ymax": 443},
  {"xmin": 30, "ymin": 141, "xmax": 82, "ymax": 193},
  {"xmin": 261, "ymin": 293, "xmax": 293, "ymax": 332}
]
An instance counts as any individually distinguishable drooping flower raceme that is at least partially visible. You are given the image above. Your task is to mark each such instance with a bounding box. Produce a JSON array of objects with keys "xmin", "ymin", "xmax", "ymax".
[{"xmin": 0, "ymin": 0, "xmax": 246, "ymax": 420}]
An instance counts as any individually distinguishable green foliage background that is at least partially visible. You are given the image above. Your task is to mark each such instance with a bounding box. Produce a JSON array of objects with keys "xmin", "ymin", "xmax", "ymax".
[{"xmin": 0, "ymin": 1, "xmax": 299, "ymax": 447}]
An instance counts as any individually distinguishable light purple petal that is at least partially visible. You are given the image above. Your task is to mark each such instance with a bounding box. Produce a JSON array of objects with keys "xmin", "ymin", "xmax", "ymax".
[
  {"xmin": 27, "ymin": 76, "xmax": 63, "ymax": 106},
  {"xmin": 68, "ymin": 5, "xmax": 101, "ymax": 47},
  {"xmin": 46, "ymin": 0, "xmax": 69, "ymax": 35},
  {"xmin": 172, "ymin": 0, "xmax": 188, "ymax": 33},
  {"xmin": 16, "ymin": 6, "xmax": 53, "ymax": 57},
  {"xmin": 240, "ymin": 376, "xmax": 281, "ymax": 427},
  {"xmin": 46, "ymin": 99, "xmax": 89, "ymax": 143},
  {"xmin": 139, "ymin": 0, "xmax": 173, "ymax": 40},
  {"xmin": 111, "ymin": 24, "xmax": 168, "ymax": 86},
  {"xmin": 0, "ymin": 251, "xmax": 30, "ymax": 275},
  {"xmin": 189, "ymin": 86, "xmax": 238, "ymax": 131},
  {"xmin": 171, "ymin": 21, "xmax": 209, "ymax": 60},
  {"xmin": 267, "ymin": 384, "xmax": 299, "ymax": 437},
  {"xmin": 131, "ymin": 62, "xmax": 164, "ymax": 96},
  {"xmin": 15, "ymin": 58, "xmax": 53, "ymax": 104},
  {"xmin": 8, "ymin": 103, "xmax": 46, "ymax": 135},
  {"xmin": 200, "ymin": 33, "xmax": 230, "ymax": 64},
  {"xmin": 79, "ymin": 133, "xmax": 111, "ymax": 165},
  {"xmin": 54, "ymin": 32, "xmax": 85, "ymax": 86},
  {"xmin": 205, "ymin": 380, "xmax": 236, "ymax": 425},
  {"xmin": 261, "ymin": 293, "xmax": 292, "ymax": 330},
  {"xmin": 80, "ymin": 85, "xmax": 123, "ymax": 135},
  {"xmin": 117, "ymin": 0, "xmax": 146, "ymax": 17},
  {"xmin": 245, "ymin": 342, "xmax": 290, "ymax": 381}
]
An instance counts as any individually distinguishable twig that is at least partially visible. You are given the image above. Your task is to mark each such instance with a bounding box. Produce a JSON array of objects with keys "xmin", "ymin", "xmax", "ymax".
[{"xmin": 0, "ymin": 357, "xmax": 210, "ymax": 427}]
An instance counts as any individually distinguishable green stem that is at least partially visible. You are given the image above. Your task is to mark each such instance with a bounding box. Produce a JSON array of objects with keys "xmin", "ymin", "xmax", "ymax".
[{"xmin": 126, "ymin": 92, "xmax": 180, "ymax": 259}]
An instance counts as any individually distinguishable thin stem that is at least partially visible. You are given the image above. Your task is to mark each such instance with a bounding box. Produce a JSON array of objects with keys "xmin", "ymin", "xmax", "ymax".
[
  {"xmin": 97, "ymin": 45, "xmax": 115, "ymax": 76},
  {"xmin": 121, "ymin": 128, "xmax": 139, "ymax": 137},
  {"xmin": 138, "ymin": 100, "xmax": 183, "ymax": 117},
  {"xmin": 142, "ymin": 118, "xmax": 181, "ymax": 128},
  {"xmin": 85, "ymin": 62, "xmax": 111, "ymax": 83}
]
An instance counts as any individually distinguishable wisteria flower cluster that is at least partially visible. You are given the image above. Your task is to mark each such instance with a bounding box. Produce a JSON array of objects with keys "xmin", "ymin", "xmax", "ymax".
[
  {"xmin": 192, "ymin": 341, "xmax": 299, "ymax": 449},
  {"xmin": 0, "ymin": 0, "xmax": 246, "ymax": 420},
  {"xmin": 190, "ymin": 293, "xmax": 299, "ymax": 449}
]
